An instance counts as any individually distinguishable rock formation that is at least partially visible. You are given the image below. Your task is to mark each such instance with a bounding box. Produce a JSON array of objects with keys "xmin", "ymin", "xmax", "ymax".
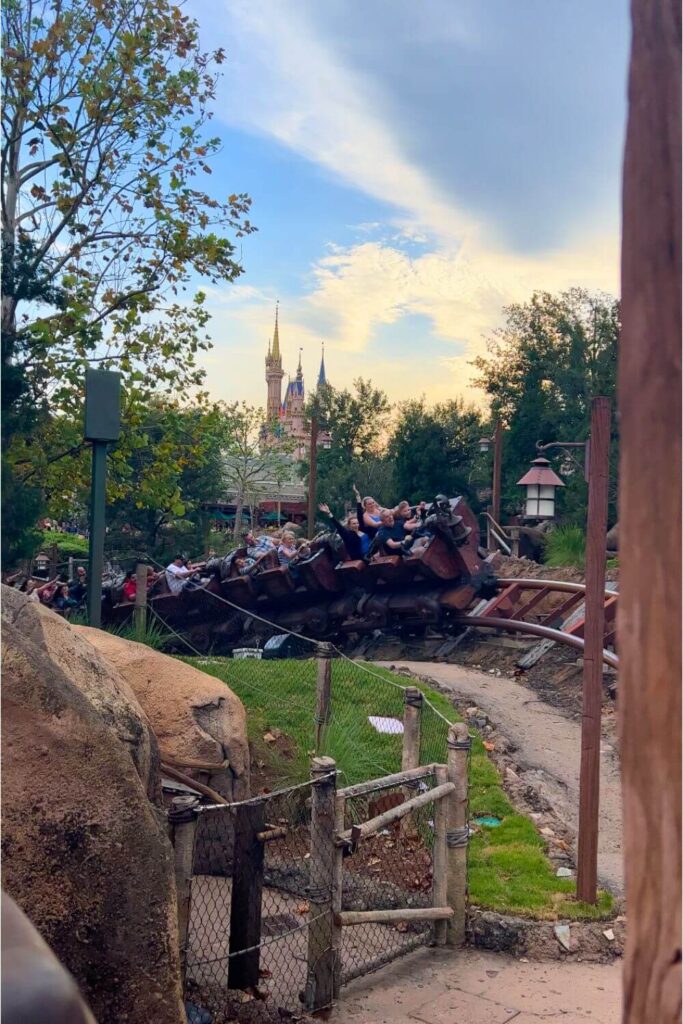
[{"xmin": 76, "ymin": 627, "xmax": 250, "ymax": 801}]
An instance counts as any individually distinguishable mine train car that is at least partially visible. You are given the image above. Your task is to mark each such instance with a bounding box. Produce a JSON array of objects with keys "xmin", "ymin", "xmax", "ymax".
[{"xmin": 102, "ymin": 497, "xmax": 498, "ymax": 652}]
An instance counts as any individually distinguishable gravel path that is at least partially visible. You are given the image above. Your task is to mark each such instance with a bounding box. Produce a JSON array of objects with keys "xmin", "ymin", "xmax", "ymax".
[{"xmin": 374, "ymin": 661, "xmax": 623, "ymax": 898}]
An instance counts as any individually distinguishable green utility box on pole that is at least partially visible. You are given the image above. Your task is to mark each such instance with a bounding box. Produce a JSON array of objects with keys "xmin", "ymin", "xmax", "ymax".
[{"xmin": 84, "ymin": 368, "xmax": 121, "ymax": 627}]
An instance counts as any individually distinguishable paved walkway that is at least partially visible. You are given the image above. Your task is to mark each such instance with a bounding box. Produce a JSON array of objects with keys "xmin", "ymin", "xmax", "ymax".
[
  {"xmin": 376, "ymin": 661, "xmax": 623, "ymax": 896},
  {"xmin": 332, "ymin": 947, "xmax": 622, "ymax": 1024}
]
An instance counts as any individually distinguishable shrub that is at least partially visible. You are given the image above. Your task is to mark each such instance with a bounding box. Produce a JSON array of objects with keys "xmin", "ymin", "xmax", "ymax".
[{"xmin": 543, "ymin": 526, "xmax": 586, "ymax": 569}]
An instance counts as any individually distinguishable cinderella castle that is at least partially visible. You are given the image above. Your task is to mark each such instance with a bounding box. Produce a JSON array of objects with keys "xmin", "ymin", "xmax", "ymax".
[{"xmin": 263, "ymin": 303, "xmax": 329, "ymax": 460}]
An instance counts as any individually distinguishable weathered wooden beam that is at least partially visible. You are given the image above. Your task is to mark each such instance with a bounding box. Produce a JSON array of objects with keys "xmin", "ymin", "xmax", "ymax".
[
  {"xmin": 337, "ymin": 781, "xmax": 455, "ymax": 845},
  {"xmin": 228, "ymin": 802, "xmax": 265, "ymax": 991},
  {"xmin": 338, "ymin": 763, "xmax": 438, "ymax": 800},
  {"xmin": 336, "ymin": 907, "xmax": 453, "ymax": 926},
  {"xmin": 432, "ymin": 764, "xmax": 449, "ymax": 945},
  {"xmin": 304, "ymin": 757, "xmax": 339, "ymax": 1011}
]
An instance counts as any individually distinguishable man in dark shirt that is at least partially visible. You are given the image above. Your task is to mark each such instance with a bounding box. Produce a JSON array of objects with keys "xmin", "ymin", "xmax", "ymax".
[{"xmin": 375, "ymin": 509, "xmax": 408, "ymax": 555}]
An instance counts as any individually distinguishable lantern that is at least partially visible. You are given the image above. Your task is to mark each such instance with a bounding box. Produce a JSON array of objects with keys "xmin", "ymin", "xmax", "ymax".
[
  {"xmin": 479, "ymin": 436, "xmax": 491, "ymax": 454},
  {"xmin": 34, "ymin": 552, "xmax": 50, "ymax": 576},
  {"xmin": 516, "ymin": 457, "xmax": 564, "ymax": 520}
]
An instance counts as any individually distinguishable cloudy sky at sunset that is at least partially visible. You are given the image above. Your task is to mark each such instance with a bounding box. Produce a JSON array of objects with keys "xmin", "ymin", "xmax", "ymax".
[{"xmin": 189, "ymin": 0, "xmax": 629, "ymax": 410}]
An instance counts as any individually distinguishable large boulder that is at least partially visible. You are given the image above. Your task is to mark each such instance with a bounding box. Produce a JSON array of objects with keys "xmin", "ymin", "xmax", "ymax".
[
  {"xmin": 76, "ymin": 627, "xmax": 250, "ymax": 801},
  {"xmin": 2, "ymin": 591, "xmax": 185, "ymax": 1024},
  {"xmin": 2, "ymin": 586, "xmax": 160, "ymax": 802}
]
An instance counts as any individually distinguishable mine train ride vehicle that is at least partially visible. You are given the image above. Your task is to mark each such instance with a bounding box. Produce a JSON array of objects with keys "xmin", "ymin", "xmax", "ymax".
[{"xmin": 102, "ymin": 497, "xmax": 498, "ymax": 653}]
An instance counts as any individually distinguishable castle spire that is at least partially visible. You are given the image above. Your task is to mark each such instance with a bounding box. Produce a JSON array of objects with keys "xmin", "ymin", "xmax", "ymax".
[
  {"xmin": 272, "ymin": 301, "xmax": 281, "ymax": 360},
  {"xmin": 296, "ymin": 347, "xmax": 303, "ymax": 380},
  {"xmin": 317, "ymin": 342, "xmax": 327, "ymax": 388}
]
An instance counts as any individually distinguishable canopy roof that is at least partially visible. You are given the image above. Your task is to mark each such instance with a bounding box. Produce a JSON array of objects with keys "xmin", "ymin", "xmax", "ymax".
[{"xmin": 516, "ymin": 457, "xmax": 565, "ymax": 487}]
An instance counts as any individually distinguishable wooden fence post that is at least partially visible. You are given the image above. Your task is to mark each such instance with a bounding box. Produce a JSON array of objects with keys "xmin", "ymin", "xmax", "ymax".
[
  {"xmin": 314, "ymin": 643, "xmax": 333, "ymax": 754},
  {"xmin": 305, "ymin": 756, "xmax": 338, "ymax": 1011},
  {"xmin": 446, "ymin": 722, "xmax": 470, "ymax": 946},
  {"xmin": 170, "ymin": 795, "xmax": 200, "ymax": 985},
  {"xmin": 333, "ymin": 790, "xmax": 345, "ymax": 996},
  {"xmin": 134, "ymin": 561, "xmax": 148, "ymax": 633},
  {"xmin": 432, "ymin": 765, "xmax": 449, "ymax": 946},
  {"xmin": 401, "ymin": 687, "xmax": 423, "ymax": 834},
  {"xmin": 228, "ymin": 800, "xmax": 266, "ymax": 990}
]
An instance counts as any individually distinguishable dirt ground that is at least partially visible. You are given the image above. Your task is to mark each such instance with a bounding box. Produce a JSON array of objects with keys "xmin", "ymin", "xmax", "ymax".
[{"xmin": 374, "ymin": 661, "xmax": 623, "ymax": 899}]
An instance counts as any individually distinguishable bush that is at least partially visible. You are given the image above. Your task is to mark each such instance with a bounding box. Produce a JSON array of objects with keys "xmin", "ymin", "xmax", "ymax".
[
  {"xmin": 40, "ymin": 530, "xmax": 89, "ymax": 559},
  {"xmin": 543, "ymin": 526, "xmax": 586, "ymax": 568}
]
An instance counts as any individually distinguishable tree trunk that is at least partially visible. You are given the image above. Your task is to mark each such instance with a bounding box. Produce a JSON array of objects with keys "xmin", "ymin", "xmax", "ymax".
[{"xmin": 619, "ymin": 2, "xmax": 681, "ymax": 1021}]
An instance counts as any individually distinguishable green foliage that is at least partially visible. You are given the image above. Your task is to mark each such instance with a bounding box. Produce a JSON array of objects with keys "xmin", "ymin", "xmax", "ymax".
[
  {"xmin": 108, "ymin": 617, "xmax": 169, "ymax": 651},
  {"xmin": 303, "ymin": 378, "xmax": 394, "ymax": 515},
  {"xmin": 472, "ymin": 288, "xmax": 619, "ymax": 526},
  {"xmin": 543, "ymin": 526, "xmax": 586, "ymax": 568},
  {"xmin": 39, "ymin": 530, "xmax": 89, "ymax": 558},
  {"xmin": 187, "ymin": 656, "xmax": 613, "ymax": 920},
  {"xmin": 388, "ymin": 397, "xmax": 487, "ymax": 508},
  {"xmin": 1, "ymin": 0, "xmax": 254, "ymax": 568}
]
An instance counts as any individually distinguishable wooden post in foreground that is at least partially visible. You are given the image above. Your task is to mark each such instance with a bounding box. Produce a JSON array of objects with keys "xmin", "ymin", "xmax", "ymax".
[
  {"xmin": 446, "ymin": 722, "xmax": 470, "ymax": 946},
  {"xmin": 619, "ymin": 1, "xmax": 681, "ymax": 1019},
  {"xmin": 170, "ymin": 795, "xmax": 199, "ymax": 985},
  {"xmin": 576, "ymin": 397, "xmax": 611, "ymax": 904},
  {"xmin": 314, "ymin": 642, "xmax": 333, "ymax": 754},
  {"xmin": 401, "ymin": 687, "xmax": 423, "ymax": 834},
  {"xmin": 134, "ymin": 562, "xmax": 148, "ymax": 634},
  {"xmin": 432, "ymin": 765, "xmax": 449, "ymax": 946},
  {"xmin": 228, "ymin": 801, "xmax": 266, "ymax": 991},
  {"xmin": 307, "ymin": 416, "xmax": 319, "ymax": 540},
  {"xmin": 305, "ymin": 756, "xmax": 339, "ymax": 1011}
]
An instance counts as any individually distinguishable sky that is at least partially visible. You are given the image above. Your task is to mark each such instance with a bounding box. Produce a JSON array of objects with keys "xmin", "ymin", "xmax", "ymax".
[{"xmin": 188, "ymin": 0, "xmax": 630, "ymax": 411}]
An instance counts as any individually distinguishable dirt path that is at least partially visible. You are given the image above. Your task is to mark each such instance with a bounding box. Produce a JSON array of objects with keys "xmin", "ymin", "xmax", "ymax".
[
  {"xmin": 375, "ymin": 661, "xmax": 623, "ymax": 898},
  {"xmin": 332, "ymin": 946, "xmax": 621, "ymax": 1023}
]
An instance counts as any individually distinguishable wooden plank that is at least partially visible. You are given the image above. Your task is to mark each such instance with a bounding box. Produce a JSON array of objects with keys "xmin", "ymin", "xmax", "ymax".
[
  {"xmin": 338, "ymin": 782, "xmax": 454, "ymax": 845},
  {"xmin": 338, "ymin": 763, "xmax": 438, "ymax": 800},
  {"xmin": 543, "ymin": 591, "xmax": 585, "ymax": 627},
  {"xmin": 336, "ymin": 907, "xmax": 453, "ymax": 926},
  {"xmin": 509, "ymin": 586, "xmax": 551, "ymax": 621},
  {"xmin": 228, "ymin": 802, "xmax": 265, "ymax": 990}
]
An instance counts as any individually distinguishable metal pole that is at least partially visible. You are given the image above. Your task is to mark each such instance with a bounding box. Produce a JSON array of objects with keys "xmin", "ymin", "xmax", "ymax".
[
  {"xmin": 576, "ymin": 396, "xmax": 611, "ymax": 903},
  {"xmin": 86, "ymin": 441, "xmax": 107, "ymax": 628},
  {"xmin": 492, "ymin": 420, "xmax": 503, "ymax": 525},
  {"xmin": 307, "ymin": 416, "xmax": 319, "ymax": 541}
]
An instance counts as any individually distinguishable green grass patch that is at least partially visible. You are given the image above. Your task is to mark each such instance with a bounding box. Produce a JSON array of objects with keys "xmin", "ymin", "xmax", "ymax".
[
  {"xmin": 184, "ymin": 655, "xmax": 613, "ymax": 921},
  {"xmin": 543, "ymin": 525, "xmax": 586, "ymax": 569}
]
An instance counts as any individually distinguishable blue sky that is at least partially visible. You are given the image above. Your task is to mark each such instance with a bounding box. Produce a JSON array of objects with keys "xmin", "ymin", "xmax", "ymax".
[{"xmin": 188, "ymin": 0, "xmax": 629, "ymax": 409}]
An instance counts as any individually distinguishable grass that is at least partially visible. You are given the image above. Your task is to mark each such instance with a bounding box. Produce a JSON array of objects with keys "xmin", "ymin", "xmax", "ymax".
[
  {"xmin": 184, "ymin": 655, "xmax": 614, "ymax": 921},
  {"xmin": 40, "ymin": 530, "xmax": 89, "ymax": 558},
  {"xmin": 543, "ymin": 525, "xmax": 586, "ymax": 569}
]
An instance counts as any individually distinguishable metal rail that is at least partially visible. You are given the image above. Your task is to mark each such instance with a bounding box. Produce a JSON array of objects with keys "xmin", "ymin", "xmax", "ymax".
[
  {"xmin": 454, "ymin": 614, "xmax": 619, "ymax": 669},
  {"xmin": 493, "ymin": 577, "xmax": 615, "ymax": 598}
]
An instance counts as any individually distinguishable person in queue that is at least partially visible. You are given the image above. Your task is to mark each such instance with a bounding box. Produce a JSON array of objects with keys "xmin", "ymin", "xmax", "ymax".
[{"xmin": 318, "ymin": 503, "xmax": 370, "ymax": 560}]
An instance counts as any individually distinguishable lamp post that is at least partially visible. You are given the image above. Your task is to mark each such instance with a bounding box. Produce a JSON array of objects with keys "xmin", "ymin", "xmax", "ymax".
[
  {"xmin": 478, "ymin": 421, "xmax": 503, "ymax": 526},
  {"xmin": 84, "ymin": 368, "xmax": 121, "ymax": 628},
  {"xmin": 532, "ymin": 396, "xmax": 612, "ymax": 904}
]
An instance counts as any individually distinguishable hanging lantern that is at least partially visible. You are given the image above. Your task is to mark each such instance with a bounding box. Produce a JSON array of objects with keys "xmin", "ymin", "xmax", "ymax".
[
  {"xmin": 34, "ymin": 552, "xmax": 50, "ymax": 576},
  {"xmin": 516, "ymin": 457, "xmax": 564, "ymax": 520},
  {"xmin": 479, "ymin": 436, "xmax": 491, "ymax": 454}
]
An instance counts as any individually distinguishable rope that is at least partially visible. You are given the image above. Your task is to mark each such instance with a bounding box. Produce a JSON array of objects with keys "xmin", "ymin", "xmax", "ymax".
[
  {"xmin": 185, "ymin": 909, "xmax": 329, "ymax": 964},
  {"xmin": 198, "ymin": 770, "xmax": 338, "ymax": 812}
]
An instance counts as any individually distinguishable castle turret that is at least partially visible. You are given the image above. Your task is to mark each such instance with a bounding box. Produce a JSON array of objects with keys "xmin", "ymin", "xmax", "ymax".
[
  {"xmin": 265, "ymin": 302, "xmax": 284, "ymax": 424},
  {"xmin": 317, "ymin": 343, "xmax": 327, "ymax": 388}
]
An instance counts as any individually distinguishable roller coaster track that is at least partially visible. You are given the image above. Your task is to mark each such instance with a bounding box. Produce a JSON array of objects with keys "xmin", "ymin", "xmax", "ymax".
[{"xmin": 453, "ymin": 577, "xmax": 619, "ymax": 669}]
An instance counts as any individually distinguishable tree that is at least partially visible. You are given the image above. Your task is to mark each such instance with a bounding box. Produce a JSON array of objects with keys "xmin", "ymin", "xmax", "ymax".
[
  {"xmin": 303, "ymin": 378, "xmax": 393, "ymax": 514},
  {"xmin": 472, "ymin": 288, "xmax": 620, "ymax": 524},
  {"xmin": 388, "ymin": 398, "xmax": 487, "ymax": 507},
  {"xmin": 223, "ymin": 404, "xmax": 294, "ymax": 538},
  {"xmin": 1, "ymin": 0, "xmax": 254, "ymax": 565}
]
